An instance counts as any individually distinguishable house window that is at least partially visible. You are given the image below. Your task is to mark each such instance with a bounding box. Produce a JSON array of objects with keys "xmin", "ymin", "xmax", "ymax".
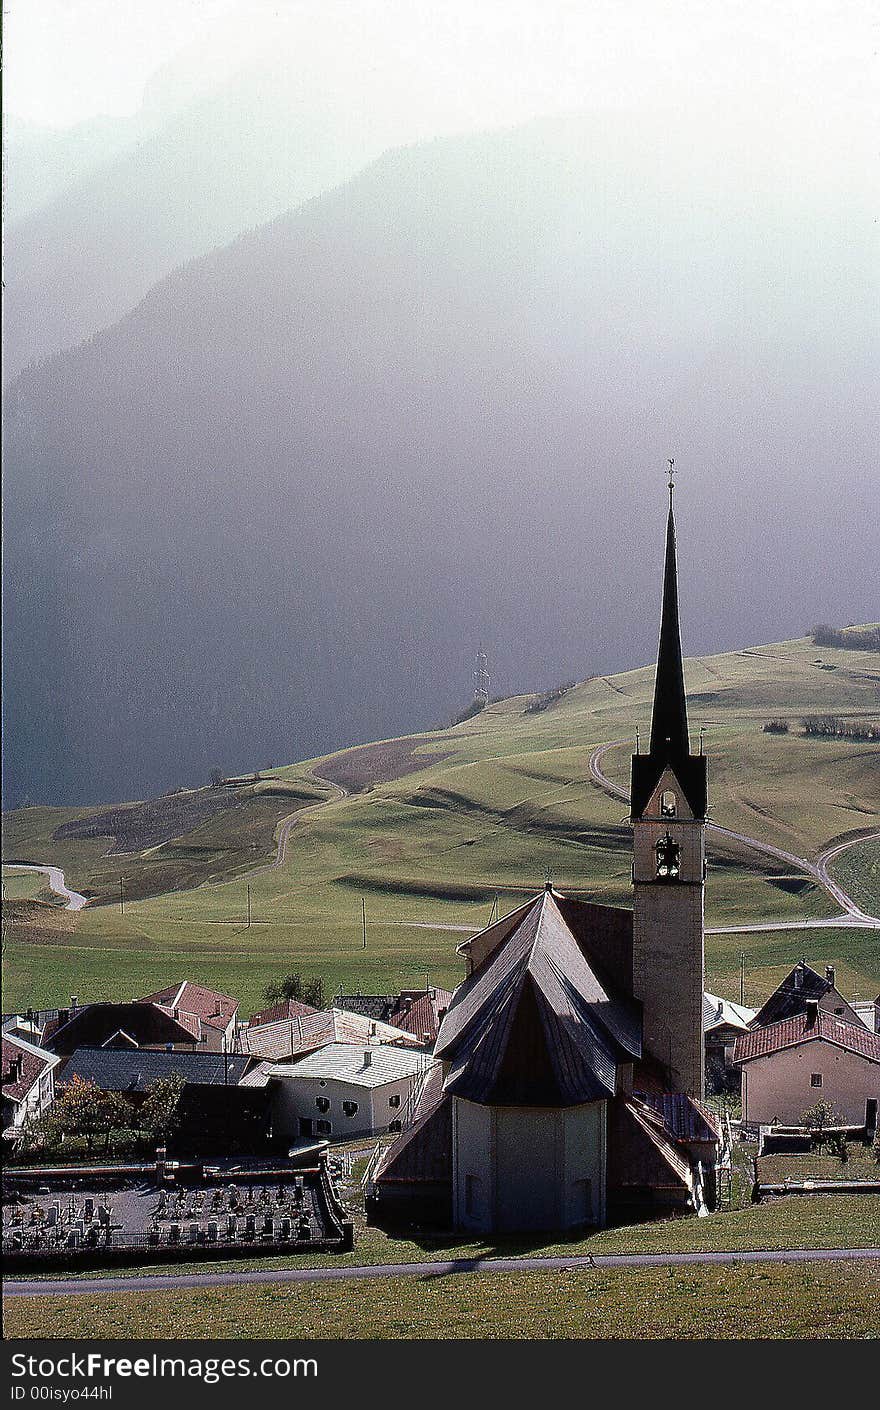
[
  {"xmin": 655, "ymin": 832, "xmax": 680, "ymax": 880},
  {"xmin": 388, "ymin": 1120, "xmax": 402, "ymax": 1133},
  {"xmin": 810, "ymin": 1073, "xmax": 823, "ymax": 1088},
  {"xmin": 661, "ymin": 791, "xmax": 677, "ymax": 818},
  {"xmin": 315, "ymin": 1097, "xmax": 330, "ymax": 1113},
  {"xmin": 342, "ymin": 1101, "xmax": 358, "ymax": 1117},
  {"xmin": 316, "ymin": 1119, "xmax": 331, "ymax": 1135},
  {"xmin": 389, "ymin": 1094, "xmax": 401, "ymax": 1108}
]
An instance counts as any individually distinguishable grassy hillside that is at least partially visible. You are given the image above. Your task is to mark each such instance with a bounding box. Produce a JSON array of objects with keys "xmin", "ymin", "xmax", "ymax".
[{"xmin": 2, "ymin": 634, "xmax": 878, "ymax": 1015}]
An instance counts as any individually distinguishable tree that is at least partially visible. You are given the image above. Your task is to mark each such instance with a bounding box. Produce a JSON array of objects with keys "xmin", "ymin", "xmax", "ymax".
[
  {"xmin": 139, "ymin": 1074, "xmax": 185, "ymax": 1145},
  {"xmin": 210, "ymin": 768, "xmax": 224, "ymax": 787},
  {"xmin": 801, "ymin": 1098, "xmax": 839, "ymax": 1151},
  {"xmin": 42, "ymin": 1077, "xmax": 132, "ymax": 1154},
  {"xmin": 263, "ymin": 972, "xmax": 325, "ymax": 1009}
]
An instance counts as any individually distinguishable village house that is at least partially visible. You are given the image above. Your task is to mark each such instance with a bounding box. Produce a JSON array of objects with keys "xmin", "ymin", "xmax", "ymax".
[
  {"xmin": 1, "ymin": 1033, "xmax": 60, "ymax": 1137},
  {"xmin": 703, "ymin": 992, "xmax": 755, "ymax": 1090},
  {"xmin": 734, "ymin": 1002, "xmax": 880, "ymax": 1129},
  {"xmin": 241, "ymin": 1041, "xmax": 436, "ymax": 1142},
  {"xmin": 750, "ymin": 961, "xmax": 865, "ymax": 1030},
  {"xmin": 241, "ymin": 1006, "xmax": 421, "ymax": 1063},
  {"xmin": 139, "ymin": 981, "xmax": 238, "ymax": 1052},
  {"xmin": 368, "ymin": 484, "xmax": 721, "ymax": 1233}
]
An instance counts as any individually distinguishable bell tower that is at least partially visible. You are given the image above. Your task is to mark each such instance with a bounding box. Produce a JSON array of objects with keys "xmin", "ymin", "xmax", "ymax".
[{"xmin": 631, "ymin": 464, "xmax": 707, "ymax": 1097}]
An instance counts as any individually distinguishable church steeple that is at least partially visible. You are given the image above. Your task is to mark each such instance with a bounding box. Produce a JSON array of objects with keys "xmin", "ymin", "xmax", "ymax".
[
  {"xmin": 649, "ymin": 468, "xmax": 689, "ymax": 761},
  {"xmin": 631, "ymin": 464, "xmax": 707, "ymax": 821}
]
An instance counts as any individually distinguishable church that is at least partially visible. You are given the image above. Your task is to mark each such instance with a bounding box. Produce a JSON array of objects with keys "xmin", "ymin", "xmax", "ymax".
[{"xmin": 367, "ymin": 482, "xmax": 720, "ymax": 1232}]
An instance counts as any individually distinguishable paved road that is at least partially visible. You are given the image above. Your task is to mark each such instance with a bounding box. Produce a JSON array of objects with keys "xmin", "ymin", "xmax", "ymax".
[
  {"xmin": 588, "ymin": 739, "xmax": 879, "ymax": 928},
  {"xmin": 2, "ymin": 863, "xmax": 89, "ymax": 911},
  {"xmin": 5, "ymin": 1246, "xmax": 878, "ymax": 1298}
]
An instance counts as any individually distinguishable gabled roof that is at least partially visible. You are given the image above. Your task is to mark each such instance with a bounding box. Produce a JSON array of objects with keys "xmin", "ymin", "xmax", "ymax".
[
  {"xmin": 436, "ymin": 890, "xmax": 641, "ymax": 1107},
  {"xmin": 733, "ymin": 1009, "xmax": 880, "ymax": 1066},
  {"xmin": 242, "ymin": 1007, "xmax": 420, "ymax": 1061},
  {"xmin": 2, "ymin": 1034, "xmax": 59, "ymax": 1102},
  {"xmin": 703, "ymin": 992, "xmax": 756, "ymax": 1033},
  {"xmin": 46, "ymin": 1001, "xmax": 202, "ymax": 1053},
  {"xmin": 247, "ymin": 999, "xmax": 318, "ymax": 1028},
  {"xmin": 140, "ymin": 982, "xmax": 238, "ymax": 1030},
  {"xmin": 59, "ymin": 1047, "xmax": 250, "ymax": 1091},
  {"xmin": 245, "ymin": 1042, "xmax": 434, "ymax": 1089},
  {"xmin": 389, "ymin": 989, "xmax": 454, "ymax": 1044},
  {"xmin": 750, "ymin": 962, "xmax": 860, "ymax": 1029}
]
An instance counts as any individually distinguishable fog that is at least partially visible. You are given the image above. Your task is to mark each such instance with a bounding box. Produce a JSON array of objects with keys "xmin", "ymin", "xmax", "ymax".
[{"xmin": 2, "ymin": 2, "xmax": 878, "ymax": 805}]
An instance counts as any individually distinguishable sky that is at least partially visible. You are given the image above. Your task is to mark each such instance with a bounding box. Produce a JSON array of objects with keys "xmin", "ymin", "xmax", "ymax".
[{"xmin": 5, "ymin": 0, "xmax": 878, "ymax": 132}]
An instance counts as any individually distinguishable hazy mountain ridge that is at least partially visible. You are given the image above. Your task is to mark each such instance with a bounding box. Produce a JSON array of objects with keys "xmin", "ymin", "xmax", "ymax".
[{"xmin": 3, "ymin": 109, "xmax": 878, "ymax": 807}]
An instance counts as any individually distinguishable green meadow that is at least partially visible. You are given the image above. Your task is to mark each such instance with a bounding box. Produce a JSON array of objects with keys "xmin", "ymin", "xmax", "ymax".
[{"xmin": 3, "ymin": 634, "xmax": 878, "ymax": 1016}]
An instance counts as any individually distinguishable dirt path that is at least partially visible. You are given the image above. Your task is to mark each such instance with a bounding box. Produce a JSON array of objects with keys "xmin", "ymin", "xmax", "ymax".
[{"xmin": 241, "ymin": 776, "xmax": 349, "ymax": 881}]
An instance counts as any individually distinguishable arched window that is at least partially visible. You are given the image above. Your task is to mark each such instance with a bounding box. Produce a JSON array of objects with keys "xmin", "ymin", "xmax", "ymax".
[
  {"xmin": 342, "ymin": 1101, "xmax": 358, "ymax": 1117},
  {"xmin": 315, "ymin": 1096, "xmax": 330, "ymax": 1113},
  {"xmin": 661, "ymin": 790, "xmax": 677, "ymax": 818},
  {"xmin": 655, "ymin": 832, "xmax": 681, "ymax": 880}
]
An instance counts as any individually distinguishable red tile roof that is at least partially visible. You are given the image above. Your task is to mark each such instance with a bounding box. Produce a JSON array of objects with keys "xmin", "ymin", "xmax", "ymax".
[
  {"xmin": 734, "ymin": 1010, "xmax": 880, "ymax": 1065},
  {"xmin": 2, "ymin": 1035, "xmax": 55, "ymax": 1103},
  {"xmin": 247, "ymin": 999, "xmax": 318, "ymax": 1028},
  {"xmin": 140, "ymin": 982, "xmax": 238, "ymax": 1030},
  {"xmin": 389, "ymin": 989, "xmax": 454, "ymax": 1044}
]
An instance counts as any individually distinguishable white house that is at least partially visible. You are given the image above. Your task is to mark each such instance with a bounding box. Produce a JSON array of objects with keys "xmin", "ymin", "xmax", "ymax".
[
  {"xmin": 242, "ymin": 1042, "xmax": 436, "ymax": 1142},
  {"xmin": 1, "ymin": 1033, "xmax": 60, "ymax": 1136}
]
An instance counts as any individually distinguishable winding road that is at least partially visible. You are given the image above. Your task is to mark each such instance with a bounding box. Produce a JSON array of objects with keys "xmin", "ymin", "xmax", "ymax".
[
  {"xmin": 241, "ymin": 776, "xmax": 349, "ymax": 881},
  {"xmin": 588, "ymin": 739, "xmax": 880, "ymax": 931},
  {"xmin": 4, "ymin": 1245, "xmax": 878, "ymax": 1297},
  {"xmin": 2, "ymin": 863, "xmax": 89, "ymax": 911}
]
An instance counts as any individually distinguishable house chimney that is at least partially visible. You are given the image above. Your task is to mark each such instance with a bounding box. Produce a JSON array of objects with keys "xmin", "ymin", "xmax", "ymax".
[
  {"xmin": 70, "ymin": 996, "xmax": 78, "ymax": 1011},
  {"xmin": 363, "ymin": 1051, "xmax": 372, "ymax": 1067},
  {"xmin": 805, "ymin": 999, "xmax": 819, "ymax": 1027},
  {"xmin": 794, "ymin": 964, "xmax": 804, "ymax": 990},
  {"xmin": 825, "ymin": 965, "xmax": 836, "ymax": 987}
]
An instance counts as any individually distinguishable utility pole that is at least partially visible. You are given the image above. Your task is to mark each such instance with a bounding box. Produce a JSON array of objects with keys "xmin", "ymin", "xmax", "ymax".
[
  {"xmin": 362, "ymin": 896, "xmax": 367, "ymax": 949},
  {"xmin": 246, "ymin": 884, "xmax": 252, "ymax": 929},
  {"xmin": 119, "ymin": 876, "xmax": 125, "ymax": 916},
  {"xmin": 740, "ymin": 951, "xmax": 746, "ymax": 1006},
  {"xmin": 473, "ymin": 646, "xmax": 490, "ymax": 707}
]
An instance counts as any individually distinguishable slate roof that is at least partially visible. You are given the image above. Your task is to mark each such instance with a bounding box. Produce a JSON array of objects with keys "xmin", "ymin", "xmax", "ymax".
[
  {"xmin": 333, "ymin": 995, "xmax": 399, "ymax": 1023},
  {"xmin": 733, "ymin": 1010, "xmax": 880, "ymax": 1065},
  {"xmin": 435, "ymin": 890, "xmax": 641, "ymax": 1106},
  {"xmin": 46, "ymin": 1002, "xmax": 202, "ymax": 1053},
  {"xmin": 140, "ymin": 982, "xmax": 238, "ymax": 1031},
  {"xmin": 2, "ymin": 1034, "xmax": 59, "ymax": 1103},
  {"xmin": 629, "ymin": 500, "xmax": 708, "ymax": 822},
  {"xmin": 59, "ymin": 1047, "xmax": 250, "ymax": 1092}
]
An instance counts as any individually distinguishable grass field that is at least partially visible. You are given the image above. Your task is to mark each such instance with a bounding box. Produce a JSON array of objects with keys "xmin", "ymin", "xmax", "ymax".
[
  {"xmin": 2, "ymin": 635, "xmax": 878, "ymax": 1016},
  {"xmin": 5, "ymin": 1258, "xmax": 879, "ymax": 1340}
]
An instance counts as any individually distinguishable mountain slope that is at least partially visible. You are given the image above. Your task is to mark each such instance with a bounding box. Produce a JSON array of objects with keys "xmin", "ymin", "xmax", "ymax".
[
  {"xmin": 3, "ymin": 633, "xmax": 878, "ymax": 1014},
  {"xmin": 4, "ymin": 107, "xmax": 878, "ymax": 806}
]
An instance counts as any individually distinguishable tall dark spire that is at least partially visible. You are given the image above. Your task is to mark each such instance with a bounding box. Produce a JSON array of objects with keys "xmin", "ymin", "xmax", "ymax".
[
  {"xmin": 649, "ymin": 478, "xmax": 689, "ymax": 760},
  {"xmin": 630, "ymin": 462, "xmax": 707, "ymax": 820}
]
